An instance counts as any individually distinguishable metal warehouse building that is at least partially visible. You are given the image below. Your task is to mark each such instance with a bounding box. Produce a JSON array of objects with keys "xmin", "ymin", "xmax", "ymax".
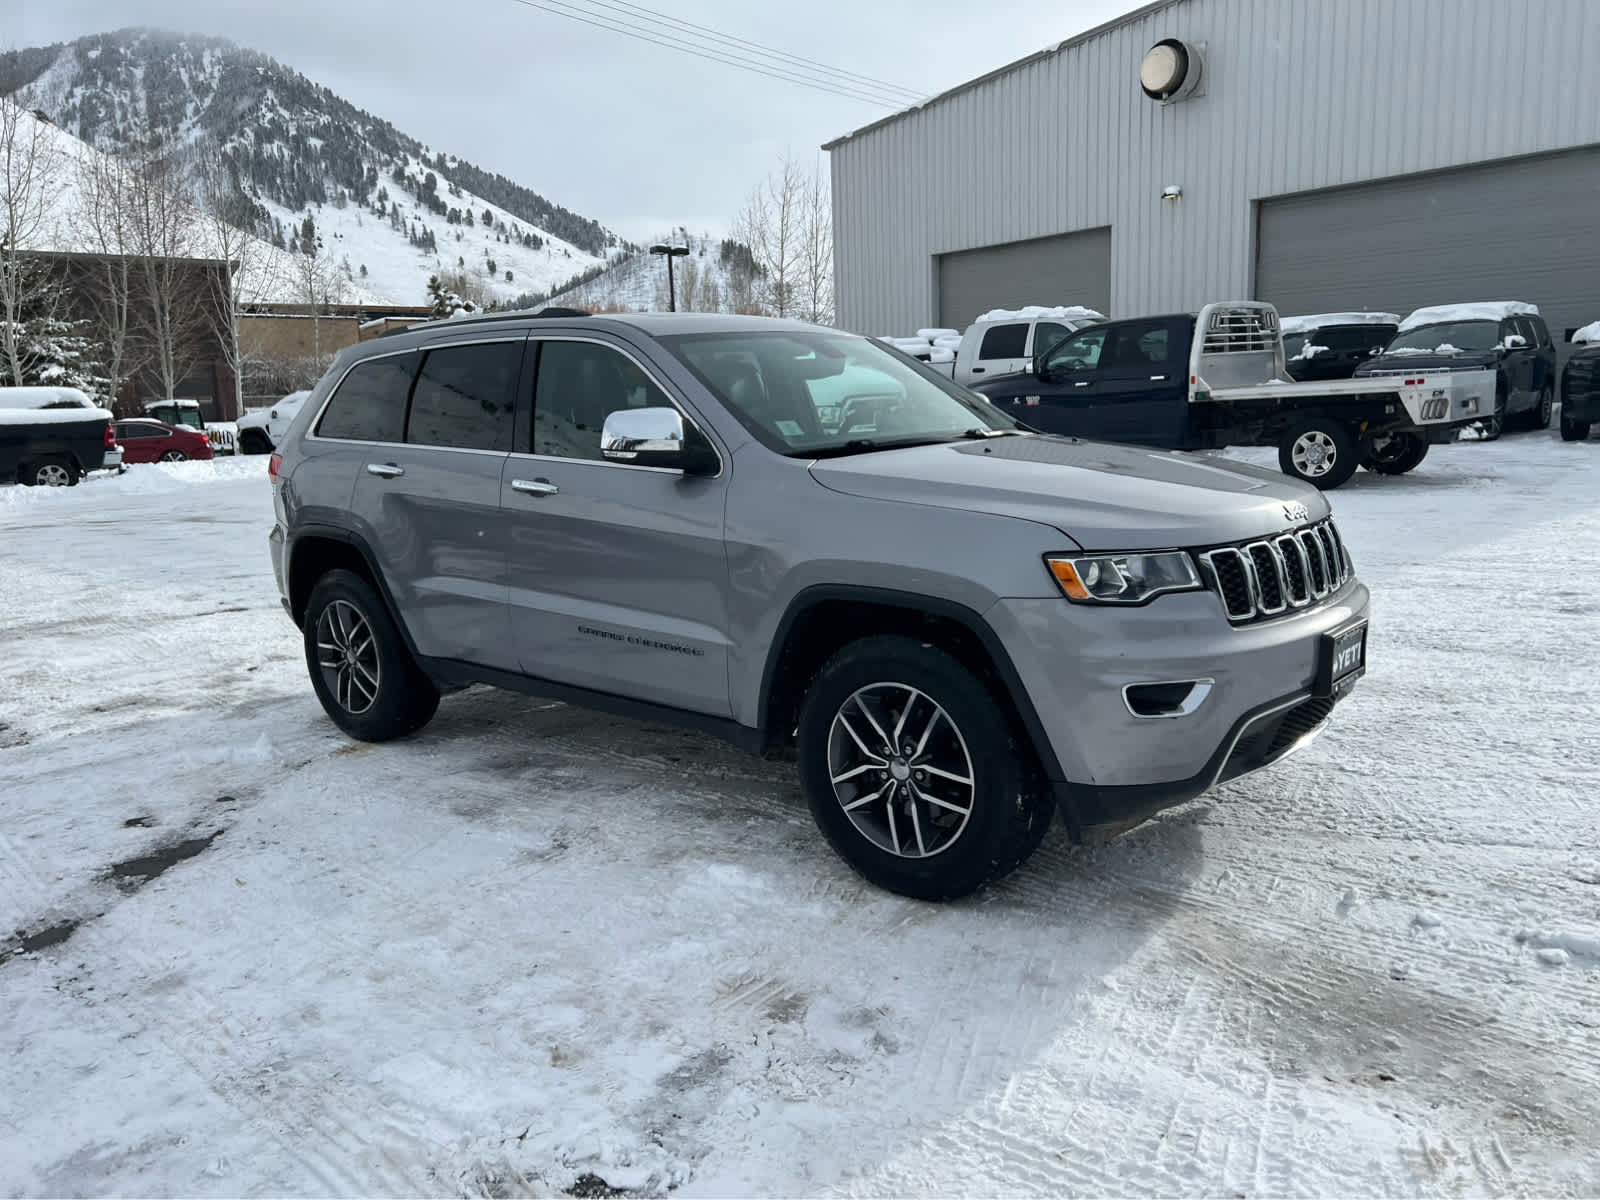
[{"xmin": 825, "ymin": 0, "xmax": 1600, "ymax": 346}]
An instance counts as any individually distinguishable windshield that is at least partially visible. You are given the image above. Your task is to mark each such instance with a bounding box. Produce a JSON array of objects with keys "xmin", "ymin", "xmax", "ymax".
[
  {"xmin": 1383, "ymin": 320, "xmax": 1499, "ymax": 355},
  {"xmin": 662, "ymin": 329, "xmax": 1020, "ymax": 456},
  {"xmin": 1281, "ymin": 331, "xmax": 1308, "ymax": 359}
]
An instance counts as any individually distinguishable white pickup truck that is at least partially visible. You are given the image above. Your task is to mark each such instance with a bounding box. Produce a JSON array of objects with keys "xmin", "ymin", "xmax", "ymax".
[{"xmin": 970, "ymin": 302, "xmax": 1494, "ymax": 488}]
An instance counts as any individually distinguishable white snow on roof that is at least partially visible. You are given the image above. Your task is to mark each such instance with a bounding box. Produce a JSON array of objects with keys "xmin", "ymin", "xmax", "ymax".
[
  {"xmin": 1572, "ymin": 320, "xmax": 1600, "ymax": 344},
  {"xmin": 1279, "ymin": 312, "xmax": 1400, "ymax": 335},
  {"xmin": 1399, "ymin": 302, "xmax": 1539, "ymax": 332},
  {"xmin": 0, "ymin": 405, "xmax": 113, "ymax": 425},
  {"xmin": 0, "ymin": 386, "xmax": 95, "ymax": 409},
  {"xmin": 975, "ymin": 305, "xmax": 1104, "ymax": 324}
]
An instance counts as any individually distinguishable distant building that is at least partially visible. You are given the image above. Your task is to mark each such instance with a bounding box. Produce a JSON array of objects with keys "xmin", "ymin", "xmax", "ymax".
[
  {"xmin": 826, "ymin": 0, "xmax": 1600, "ymax": 354},
  {"xmin": 237, "ymin": 302, "xmax": 433, "ymax": 407}
]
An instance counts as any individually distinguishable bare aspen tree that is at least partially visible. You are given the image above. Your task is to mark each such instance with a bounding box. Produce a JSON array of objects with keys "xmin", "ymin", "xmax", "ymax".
[
  {"xmin": 0, "ymin": 98, "xmax": 66, "ymax": 385},
  {"xmin": 197, "ymin": 154, "xmax": 283, "ymax": 418},
  {"xmin": 290, "ymin": 231, "xmax": 350, "ymax": 366},
  {"xmin": 800, "ymin": 163, "xmax": 834, "ymax": 326},
  {"xmin": 675, "ymin": 252, "xmax": 699, "ymax": 313},
  {"xmin": 736, "ymin": 157, "xmax": 804, "ymax": 317},
  {"xmin": 124, "ymin": 128, "xmax": 209, "ymax": 402},
  {"xmin": 72, "ymin": 149, "xmax": 144, "ymax": 408}
]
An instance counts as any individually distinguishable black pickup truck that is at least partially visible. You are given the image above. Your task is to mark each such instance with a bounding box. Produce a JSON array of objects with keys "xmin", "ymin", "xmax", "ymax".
[
  {"xmin": 0, "ymin": 387, "xmax": 122, "ymax": 486},
  {"xmin": 969, "ymin": 303, "xmax": 1495, "ymax": 488}
]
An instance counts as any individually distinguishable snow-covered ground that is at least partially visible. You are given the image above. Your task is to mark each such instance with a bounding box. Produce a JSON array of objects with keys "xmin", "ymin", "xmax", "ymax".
[{"xmin": 2, "ymin": 436, "xmax": 1598, "ymax": 1197}]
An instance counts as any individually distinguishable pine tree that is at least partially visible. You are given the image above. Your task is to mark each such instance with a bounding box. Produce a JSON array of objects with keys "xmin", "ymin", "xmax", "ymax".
[{"xmin": 360, "ymin": 264, "xmax": 368, "ymax": 278}]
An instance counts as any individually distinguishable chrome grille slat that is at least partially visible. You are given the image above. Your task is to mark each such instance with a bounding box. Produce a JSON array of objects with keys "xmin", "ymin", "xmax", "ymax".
[{"xmin": 1199, "ymin": 518, "xmax": 1352, "ymax": 624}]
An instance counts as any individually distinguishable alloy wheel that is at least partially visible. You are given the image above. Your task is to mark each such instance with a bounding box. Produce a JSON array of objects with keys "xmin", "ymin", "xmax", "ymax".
[
  {"xmin": 160, "ymin": 450, "xmax": 187, "ymax": 462},
  {"xmin": 1291, "ymin": 430, "xmax": 1338, "ymax": 478},
  {"xmin": 36, "ymin": 462, "xmax": 73, "ymax": 486},
  {"xmin": 315, "ymin": 599, "xmax": 381, "ymax": 715},
  {"xmin": 826, "ymin": 682, "xmax": 975, "ymax": 859}
]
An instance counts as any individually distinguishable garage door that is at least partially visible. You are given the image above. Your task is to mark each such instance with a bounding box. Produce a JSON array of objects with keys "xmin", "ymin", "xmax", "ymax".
[
  {"xmin": 1256, "ymin": 147, "xmax": 1600, "ymax": 361},
  {"xmin": 938, "ymin": 227, "xmax": 1112, "ymax": 330}
]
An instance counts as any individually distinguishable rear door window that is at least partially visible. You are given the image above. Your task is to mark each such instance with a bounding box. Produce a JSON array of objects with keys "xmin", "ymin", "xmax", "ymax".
[
  {"xmin": 1102, "ymin": 320, "xmax": 1172, "ymax": 369},
  {"xmin": 978, "ymin": 323, "xmax": 1028, "ymax": 360},
  {"xmin": 405, "ymin": 341, "xmax": 520, "ymax": 451},
  {"xmin": 316, "ymin": 354, "xmax": 414, "ymax": 443}
]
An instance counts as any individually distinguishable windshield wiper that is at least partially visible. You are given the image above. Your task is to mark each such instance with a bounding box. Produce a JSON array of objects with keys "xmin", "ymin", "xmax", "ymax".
[{"xmin": 960, "ymin": 427, "xmax": 1023, "ymax": 439}]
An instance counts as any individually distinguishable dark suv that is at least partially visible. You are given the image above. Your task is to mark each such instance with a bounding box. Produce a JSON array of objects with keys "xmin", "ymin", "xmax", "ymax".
[
  {"xmin": 1354, "ymin": 303, "xmax": 1557, "ymax": 439},
  {"xmin": 1281, "ymin": 314, "xmax": 1399, "ymax": 383},
  {"xmin": 1559, "ymin": 323, "xmax": 1600, "ymax": 442}
]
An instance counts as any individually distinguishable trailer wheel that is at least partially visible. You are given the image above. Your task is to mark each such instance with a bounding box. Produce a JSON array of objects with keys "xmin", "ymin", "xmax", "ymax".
[
  {"xmin": 1360, "ymin": 432, "xmax": 1429, "ymax": 476},
  {"xmin": 1279, "ymin": 419, "xmax": 1358, "ymax": 489}
]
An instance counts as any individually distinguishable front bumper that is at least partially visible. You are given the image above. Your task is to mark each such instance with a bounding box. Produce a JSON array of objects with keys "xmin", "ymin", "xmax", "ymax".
[{"xmin": 986, "ymin": 581, "xmax": 1370, "ymax": 838}]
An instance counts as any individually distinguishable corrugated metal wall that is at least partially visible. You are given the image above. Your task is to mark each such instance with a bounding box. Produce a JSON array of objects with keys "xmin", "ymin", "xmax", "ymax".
[{"xmin": 828, "ymin": 0, "xmax": 1600, "ymax": 334}]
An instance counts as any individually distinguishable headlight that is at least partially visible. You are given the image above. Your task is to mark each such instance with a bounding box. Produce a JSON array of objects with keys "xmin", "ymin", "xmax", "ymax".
[{"xmin": 1045, "ymin": 551, "xmax": 1202, "ymax": 605}]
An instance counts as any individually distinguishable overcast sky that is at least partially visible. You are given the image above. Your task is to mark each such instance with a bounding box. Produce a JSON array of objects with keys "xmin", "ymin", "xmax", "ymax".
[{"xmin": 16, "ymin": 0, "xmax": 1130, "ymax": 243}]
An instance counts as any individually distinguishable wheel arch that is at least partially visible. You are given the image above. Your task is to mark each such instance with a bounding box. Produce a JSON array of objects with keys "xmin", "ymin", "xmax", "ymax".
[
  {"xmin": 285, "ymin": 525, "xmax": 418, "ymax": 654},
  {"xmin": 756, "ymin": 585, "xmax": 1066, "ymax": 786}
]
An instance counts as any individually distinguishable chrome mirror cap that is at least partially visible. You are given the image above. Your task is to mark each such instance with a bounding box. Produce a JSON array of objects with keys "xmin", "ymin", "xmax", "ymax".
[{"xmin": 602, "ymin": 407, "xmax": 685, "ymax": 459}]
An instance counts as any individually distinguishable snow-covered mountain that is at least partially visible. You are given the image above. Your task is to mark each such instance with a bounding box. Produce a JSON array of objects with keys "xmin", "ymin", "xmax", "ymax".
[
  {"xmin": 0, "ymin": 29, "xmax": 626, "ymax": 306},
  {"xmin": 548, "ymin": 229, "xmax": 763, "ymax": 314}
]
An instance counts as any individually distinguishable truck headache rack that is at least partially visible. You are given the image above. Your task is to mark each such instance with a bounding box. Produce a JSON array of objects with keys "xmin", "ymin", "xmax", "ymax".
[{"xmin": 1202, "ymin": 307, "xmax": 1280, "ymax": 354}]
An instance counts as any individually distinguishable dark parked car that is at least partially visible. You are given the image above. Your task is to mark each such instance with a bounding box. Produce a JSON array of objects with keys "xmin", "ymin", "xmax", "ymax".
[
  {"xmin": 1281, "ymin": 314, "xmax": 1399, "ymax": 383},
  {"xmin": 1559, "ymin": 322, "xmax": 1600, "ymax": 442},
  {"xmin": 0, "ymin": 386, "xmax": 122, "ymax": 485},
  {"xmin": 112, "ymin": 418, "xmax": 214, "ymax": 463},
  {"xmin": 1354, "ymin": 303, "xmax": 1556, "ymax": 439}
]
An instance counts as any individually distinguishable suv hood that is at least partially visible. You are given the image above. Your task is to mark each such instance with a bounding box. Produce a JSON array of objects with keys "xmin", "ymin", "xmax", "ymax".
[
  {"xmin": 1356, "ymin": 350, "xmax": 1498, "ymax": 376},
  {"xmin": 808, "ymin": 436, "xmax": 1328, "ymax": 549}
]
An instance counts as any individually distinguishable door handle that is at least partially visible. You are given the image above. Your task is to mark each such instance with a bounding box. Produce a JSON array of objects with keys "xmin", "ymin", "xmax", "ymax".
[
  {"xmin": 1073, "ymin": 380, "xmax": 1091, "ymax": 388},
  {"xmin": 970, "ymin": 367, "xmax": 985, "ymax": 374},
  {"xmin": 511, "ymin": 478, "xmax": 560, "ymax": 497},
  {"xmin": 1149, "ymin": 374, "xmax": 1168, "ymax": 381},
  {"xmin": 365, "ymin": 463, "xmax": 404, "ymax": 478}
]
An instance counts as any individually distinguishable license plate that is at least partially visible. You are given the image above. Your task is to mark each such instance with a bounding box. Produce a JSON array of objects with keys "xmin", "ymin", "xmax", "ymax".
[{"xmin": 1315, "ymin": 621, "xmax": 1367, "ymax": 699}]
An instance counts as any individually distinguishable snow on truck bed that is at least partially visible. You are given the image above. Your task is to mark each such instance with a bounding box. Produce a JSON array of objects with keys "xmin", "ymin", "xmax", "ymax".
[
  {"xmin": 3, "ymin": 438, "xmax": 1600, "ymax": 1196},
  {"xmin": 1398, "ymin": 301, "xmax": 1539, "ymax": 331}
]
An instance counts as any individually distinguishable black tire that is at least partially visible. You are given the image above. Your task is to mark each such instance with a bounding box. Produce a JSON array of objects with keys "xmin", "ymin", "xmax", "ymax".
[
  {"xmin": 1278, "ymin": 418, "xmax": 1359, "ymax": 489},
  {"xmin": 159, "ymin": 449, "xmax": 188, "ymax": 462},
  {"xmin": 796, "ymin": 634, "xmax": 1052, "ymax": 901},
  {"xmin": 21, "ymin": 457, "xmax": 79, "ymax": 487},
  {"xmin": 302, "ymin": 569, "xmax": 439, "ymax": 742},
  {"xmin": 1480, "ymin": 381, "xmax": 1508, "ymax": 441},
  {"xmin": 1560, "ymin": 413, "xmax": 1592, "ymax": 442},
  {"xmin": 1359, "ymin": 432, "xmax": 1429, "ymax": 476},
  {"xmin": 1525, "ymin": 385, "xmax": 1553, "ymax": 431},
  {"xmin": 238, "ymin": 429, "xmax": 273, "ymax": 455}
]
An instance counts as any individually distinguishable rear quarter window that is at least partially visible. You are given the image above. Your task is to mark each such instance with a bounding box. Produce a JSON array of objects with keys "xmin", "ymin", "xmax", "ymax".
[
  {"xmin": 316, "ymin": 354, "xmax": 414, "ymax": 443},
  {"xmin": 978, "ymin": 324, "xmax": 1028, "ymax": 360}
]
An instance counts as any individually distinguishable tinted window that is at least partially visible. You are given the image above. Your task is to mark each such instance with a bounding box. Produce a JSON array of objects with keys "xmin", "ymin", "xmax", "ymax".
[
  {"xmin": 978, "ymin": 323, "xmax": 1028, "ymax": 360},
  {"xmin": 406, "ymin": 341, "xmax": 519, "ymax": 451},
  {"xmin": 1102, "ymin": 320, "xmax": 1171, "ymax": 368},
  {"xmin": 116, "ymin": 423, "xmax": 158, "ymax": 439},
  {"xmin": 1044, "ymin": 326, "xmax": 1108, "ymax": 372},
  {"xmin": 317, "ymin": 355, "xmax": 413, "ymax": 442},
  {"xmin": 1317, "ymin": 326, "xmax": 1394, "ymax": 354},
  {"xmin": 533, "ymin": 340, "xmax": 672, "ymax": 462},
  {"xmin": 1032, "ymin": 322, "xmax": 1072, "ymax": 358},
  {"xmin": 1282, "ymin": 332, "xmax": 1309, "ymax": 359}
]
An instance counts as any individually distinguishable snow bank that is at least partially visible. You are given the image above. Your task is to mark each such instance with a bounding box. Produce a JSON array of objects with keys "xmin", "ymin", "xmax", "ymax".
[
  {"xmin": 1279, "ymin": 312, "xmax": 1400, "ymax": 335},
  {"xmin": 0, "ymin": 406, "xmax": 113, "ymax": 425},
  {"xmin": 926, "ymin": 347, "xmax": 955, "ymax": 364},
  {"xmin": 1398, "ymin": 301, "xmax": 1538, "ymax": 332},
  {"xmin": 1572, "ymin": 320, "xmax": 1600, "ymax": 344},
  {"xmin": 976, "ymin": 305, "xmax": 1104, "ymax": 324},
  {"xmin": 0, "ymin": 456, "xmax": 268, "ymax": 508}
]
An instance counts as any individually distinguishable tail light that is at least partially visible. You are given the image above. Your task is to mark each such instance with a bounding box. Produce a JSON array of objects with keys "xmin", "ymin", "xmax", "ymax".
[
  {"xmin": 268, "ymin": 453, "xmax": 282, "ymax": 484},
  {"xmin": 104, "ymin": 423, "xmax": 116, "ymax": 447}
]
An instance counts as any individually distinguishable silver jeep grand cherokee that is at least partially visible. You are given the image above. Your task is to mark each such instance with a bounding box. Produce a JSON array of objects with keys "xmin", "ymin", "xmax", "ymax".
[{"xmin": 269, "ymin": 311, "xmax": 1369, "ymax": 899}]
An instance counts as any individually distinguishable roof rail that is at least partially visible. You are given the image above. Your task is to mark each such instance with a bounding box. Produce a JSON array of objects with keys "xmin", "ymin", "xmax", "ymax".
[{"xmin": 375, "ymin": 305, "xmax": 594, "ymax": 338}]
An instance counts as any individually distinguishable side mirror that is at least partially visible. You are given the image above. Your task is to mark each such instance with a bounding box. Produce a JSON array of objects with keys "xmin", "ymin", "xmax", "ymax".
[
  {"xmin": 1032, "ymin": 354, "xmax": 1053, "ymax": 382},
  {"xmin": 1502, "ymin": 334, "xmax": 1528, "ymax": 350},
  {"xmin": 601, "ymin": 407, "xmax": 718, "ymax": 474}
]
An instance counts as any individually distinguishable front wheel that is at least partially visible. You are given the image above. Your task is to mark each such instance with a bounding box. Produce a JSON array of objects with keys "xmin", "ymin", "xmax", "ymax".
[
  {"xmin": 1561, "ymin": 413, "xmax": 1592, "ymax": 442},
  {"xmin": 1278, "ymin": 419, "xmax": 1358, "ymax": 489},
  {"xmin": 796, "ymin": 635, "xmax": 1052, "ymax": 900},
  {"xmin": 1532, "ymin": 385, "xmax": 1554, "ymax": 430},
  {"xmin": 1360, "ymin": 432, "xmax": 1429, "ymax": 476},
  {"xmin": 303, "ymin": 569, "xmax": 439, "ymax": 742}
]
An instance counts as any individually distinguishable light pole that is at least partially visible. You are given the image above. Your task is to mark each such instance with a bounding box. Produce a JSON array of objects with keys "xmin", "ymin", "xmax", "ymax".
[{"xmin": 649, "ymin": 243, "xmax": 690, "ymax": 311}]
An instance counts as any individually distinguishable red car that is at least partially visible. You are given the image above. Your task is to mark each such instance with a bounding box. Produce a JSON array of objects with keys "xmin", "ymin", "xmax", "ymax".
[{"xmin": 111, "ymin": 418, "xmax": 214, "ymax": 463}]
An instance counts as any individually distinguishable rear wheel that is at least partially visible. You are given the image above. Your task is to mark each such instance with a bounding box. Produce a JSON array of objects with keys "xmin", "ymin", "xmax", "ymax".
[
  {"xmin": 303, "ymin": 569, "xmax": 439, "ymax": 742},
  {"xmin": 22, "ymin": 458, "xmax": 78, "ymax": 487},
  {"xmin": 1360, "ymin": 432, "xmax": 1429, "ymax": 476},
  {"xmin": 796, "ymin": 635, "xmax": 1052, "ymax": 900},
  {"xmin": 159, "ymin": 449, "xmax": 188, "ymax": 462},
  {"xmin": 1278, "ymin": 419, "xmax": 1359, "ymax": 489},
  {"xmin": 1560, "ymin": 413, "xmax": 1592, "ymax": 442}
]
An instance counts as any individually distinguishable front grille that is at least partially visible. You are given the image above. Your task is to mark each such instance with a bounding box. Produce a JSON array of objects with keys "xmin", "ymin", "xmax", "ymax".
[{"xmin": 1198, "ymin": 518, "xmax": 1352, "ymax": 624}]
